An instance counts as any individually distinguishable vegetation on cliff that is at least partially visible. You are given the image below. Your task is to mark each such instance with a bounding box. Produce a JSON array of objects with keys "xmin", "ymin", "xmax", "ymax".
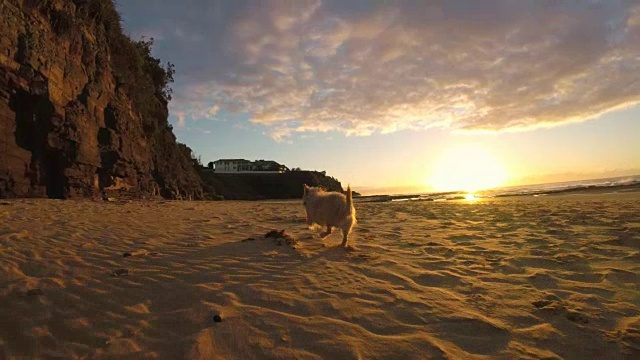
[
  {"xmin": 0, "ymin": 0, "xmax": 202, "ymax": 199},
  {"xmin": 0, "ymin": 0, "xmax": 350, "ymax": 200},
  {"xmin": 65, "ymin": 0, "xmax": 203, "ymax": 199}
]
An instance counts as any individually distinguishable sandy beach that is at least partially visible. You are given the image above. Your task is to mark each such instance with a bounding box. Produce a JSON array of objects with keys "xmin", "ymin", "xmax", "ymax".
[{"xmin": 1, "ymin": 192, "xmax": 639, "ymax": 359}]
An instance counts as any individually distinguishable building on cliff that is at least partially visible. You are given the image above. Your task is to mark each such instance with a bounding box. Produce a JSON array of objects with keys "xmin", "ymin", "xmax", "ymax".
[{"xmin": 211, "ymin": 159, "xmax": 288, "ymax": 173}]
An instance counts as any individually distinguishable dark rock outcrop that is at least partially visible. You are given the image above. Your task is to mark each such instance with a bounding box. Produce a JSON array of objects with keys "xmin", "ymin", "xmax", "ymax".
[
  {"xmin": 0, "ymin": 0, "xmax": 202, "ymax": 199},
  {"xmin": 199, "ymin": 170, "xmax": 345, "ymax": 200}
]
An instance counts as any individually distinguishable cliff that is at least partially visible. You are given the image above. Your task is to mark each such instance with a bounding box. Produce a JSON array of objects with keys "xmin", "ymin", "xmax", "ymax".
[
  {"xmin": 0, "ymin": 0, "xmax": 203, "ymax": 199},
  {"xmin": 199, "ymin": 170, "xmax": 346, "ymax": 200}
]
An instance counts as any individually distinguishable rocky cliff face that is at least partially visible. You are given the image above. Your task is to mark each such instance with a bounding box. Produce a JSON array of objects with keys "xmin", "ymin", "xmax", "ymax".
[{"xmin": 0, "ymin": 0, "xmax": 203, "ymax": 199}]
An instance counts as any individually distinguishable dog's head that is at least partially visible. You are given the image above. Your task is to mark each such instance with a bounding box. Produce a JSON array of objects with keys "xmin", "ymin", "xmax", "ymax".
[{"xmin": 302, "ymin": 184, "xmax": 322, "ymax": 206}]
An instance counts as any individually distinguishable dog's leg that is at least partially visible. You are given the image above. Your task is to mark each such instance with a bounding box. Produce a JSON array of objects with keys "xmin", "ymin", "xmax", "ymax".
[
  {"xmin": 341, "ymin": 231, "xmax": 349, "ymax": 247},
  {"xmin": 320, "ymin": 226, "xmax": 332, "ymax": 238}
]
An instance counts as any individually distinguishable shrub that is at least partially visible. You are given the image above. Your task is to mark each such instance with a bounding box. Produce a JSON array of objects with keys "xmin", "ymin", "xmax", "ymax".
[
  {"xmin": 69, "ymin": 0, "xmax": 174, "ymax": 127},
  {"xmin": 60, "ymin": 0, "xmax": 203, "ymax": 199}
]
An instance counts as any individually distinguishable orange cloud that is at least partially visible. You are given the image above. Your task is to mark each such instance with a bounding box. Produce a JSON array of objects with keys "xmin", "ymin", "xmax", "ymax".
[{"xmin": 120, "ymin": 0, "xmax": 640, "ymax": 139}]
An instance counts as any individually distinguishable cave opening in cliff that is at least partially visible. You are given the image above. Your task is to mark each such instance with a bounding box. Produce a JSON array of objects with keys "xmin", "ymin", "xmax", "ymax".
[
  {"xmin": 104, "ymin": 105, "xmax": 118, "ymax": 129},
  {"xmin": 9, "ymin": 89, "xmax": 65, "ymax": 198},
  {"xmin": 98, "ymin": 127, "xmax": 111, "ymax": 147},
  {"xmin": 10, "ymin": 90, "xmax": 45, "ymax": 151},
  {"xmin": 45, "ymin": 150, "xmax": 66, "ymax": 199}
]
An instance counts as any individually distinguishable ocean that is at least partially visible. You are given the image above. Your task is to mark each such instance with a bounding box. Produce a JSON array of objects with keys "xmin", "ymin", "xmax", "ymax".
[{"xmin": 359, "ymin": 175, "xmax": 640, "ymax": 202}]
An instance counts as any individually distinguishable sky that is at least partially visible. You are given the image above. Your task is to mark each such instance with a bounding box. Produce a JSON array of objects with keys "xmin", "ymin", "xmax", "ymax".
[{"xmin": 117, "ymin": 0, "xmax": 640, "ymax": 195}]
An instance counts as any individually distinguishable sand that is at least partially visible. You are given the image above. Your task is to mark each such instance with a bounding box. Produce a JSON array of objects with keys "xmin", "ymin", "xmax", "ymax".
[{"xmin": 0, "ymin": 192, "xmax": 639, "ymax": 359}]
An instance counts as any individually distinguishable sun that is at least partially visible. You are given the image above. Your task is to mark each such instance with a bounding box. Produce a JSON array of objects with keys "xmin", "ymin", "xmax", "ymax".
[{"xmin": 428, "ymin": 145, "xmax": 508, "ymax": 192}]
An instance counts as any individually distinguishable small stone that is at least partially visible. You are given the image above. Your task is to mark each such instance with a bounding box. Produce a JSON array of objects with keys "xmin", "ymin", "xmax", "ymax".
[
  {"xmin": 241, "ymin": 237, "xmax": 255, "ymax": 242},
  {"xmin": 27, "ymin": 289, "xmax": 44, "ymax": 296},
  {"xmin": 213, "ymin": 314, "xmax": 222, "ymax": 323},
  {"xmin": 111, "ymin": 268, "xmax": 130, "ymax": 277},
  {"xmin": 123, "ymin": 250, "xmax": 150, "ymax": 257}
]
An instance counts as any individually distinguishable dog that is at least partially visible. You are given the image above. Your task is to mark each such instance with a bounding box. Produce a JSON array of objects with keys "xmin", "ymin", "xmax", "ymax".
[{"xmin": 302, "ymin": 184, "xmax": 357, "ymax": 247}]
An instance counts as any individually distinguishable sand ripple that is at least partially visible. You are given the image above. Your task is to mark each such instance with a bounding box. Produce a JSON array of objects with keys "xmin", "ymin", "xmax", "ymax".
[{"xmin": 0, "ymin": 193, "xmax": 639, "ymax": 359}]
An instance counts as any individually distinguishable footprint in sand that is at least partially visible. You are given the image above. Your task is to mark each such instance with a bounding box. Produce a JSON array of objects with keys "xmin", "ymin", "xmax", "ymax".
[
  {"xmin": 527, "ymin": 272, "xmax": 559, "ymax": 289},
  {"xmin": 433, "ymin": 317, "xmax": 511, "ymax": 355},
  {"xmin": 605, "ymin": 268, "xmax": 640, "ymax": 283},
  {"xmin": 531, "ymin": 294, "xmax": 590, "ymax": 324},
  {"xmin": 532, "ymin": 300, "xmax": 553, "ymax": 308},
  {"xmin": 565, "ymin": 310, "xmax": 590, "ymax": 324},
  {"xmin": 615, "ymin": 318, "xmax": 640, "ymax": 351},
  {"xmin": 531, "ymin": 293, "xmax": 562, "ymax": 309},
  {"xmin": 26, "ymin": 289, "xmax": 44, "ymax": 296},
  {"xmin": 415, "ymin": 271, "xmax": 464, "ymax": 288}
]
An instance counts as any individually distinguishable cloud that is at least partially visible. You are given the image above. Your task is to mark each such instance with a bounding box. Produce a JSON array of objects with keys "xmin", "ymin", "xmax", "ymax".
[
  {"xmin": 169, "ymin": 84, "xmax": 220, "ymax": 126},
  {"xmin": 175, "ymin": 113, "xmax": 186, "ymax": 128},
  {"xmin": 119, "ymin": 0, "xmax": 640, "ymax": 139}
]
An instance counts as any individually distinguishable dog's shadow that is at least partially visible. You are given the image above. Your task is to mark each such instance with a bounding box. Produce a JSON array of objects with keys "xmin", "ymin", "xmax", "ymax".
[{"xmin": 199, "ymin": 233, "xmax": 367, "ymax": 269}]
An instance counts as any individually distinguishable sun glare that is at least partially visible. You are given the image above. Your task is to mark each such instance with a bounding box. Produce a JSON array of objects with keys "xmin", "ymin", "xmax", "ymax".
[{"xmin": 428, "ymin": 145, "xmax": 508, "ymax": 192}]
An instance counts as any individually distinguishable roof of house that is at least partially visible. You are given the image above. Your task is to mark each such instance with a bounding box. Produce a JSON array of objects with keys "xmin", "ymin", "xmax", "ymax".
[{"xmin": 214, "ymin": 159, "xmax": 250, "ymax": 163}]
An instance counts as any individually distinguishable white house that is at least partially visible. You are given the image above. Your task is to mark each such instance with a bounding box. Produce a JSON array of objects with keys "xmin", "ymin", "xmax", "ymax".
[{"xmin": 212, "ymin": 159, "xmax": 287, "ymax": 173}]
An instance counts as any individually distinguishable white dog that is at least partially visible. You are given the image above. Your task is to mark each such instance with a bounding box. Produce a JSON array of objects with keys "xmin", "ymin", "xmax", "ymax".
[{"xmin": 302, "ymin": 184, "xmax": 357, "ymax": 247}]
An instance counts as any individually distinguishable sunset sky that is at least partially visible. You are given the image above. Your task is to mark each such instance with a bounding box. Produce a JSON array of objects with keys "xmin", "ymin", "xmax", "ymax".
[{"xmin": 118, "ymin": 1, "xmax": 640, "ymax": 194}]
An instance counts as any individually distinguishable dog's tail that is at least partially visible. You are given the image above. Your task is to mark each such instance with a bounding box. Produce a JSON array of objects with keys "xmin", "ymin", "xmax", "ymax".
[{"xmin": 346, "ymin": 185, "xmax": 353, "ymax": 209}]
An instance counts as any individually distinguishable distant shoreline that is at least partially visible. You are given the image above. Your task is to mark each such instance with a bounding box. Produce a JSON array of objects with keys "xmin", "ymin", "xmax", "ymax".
[
  {"xmin": 2, "ymin": 175, "xmax": 638, "ymax": 203},
  {"xmin": 354, "ymin": 180, "xmax": 640, "ymax": 203}
]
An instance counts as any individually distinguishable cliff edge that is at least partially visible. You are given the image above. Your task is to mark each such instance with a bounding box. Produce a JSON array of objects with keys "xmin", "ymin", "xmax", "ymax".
[
  {"xmin": 0, "ymin": 0, "xmax": 203, "ymax": 199},
  {"xmin": 199, "ymin": 170, "xmax": 347, "ymax": 200}
]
